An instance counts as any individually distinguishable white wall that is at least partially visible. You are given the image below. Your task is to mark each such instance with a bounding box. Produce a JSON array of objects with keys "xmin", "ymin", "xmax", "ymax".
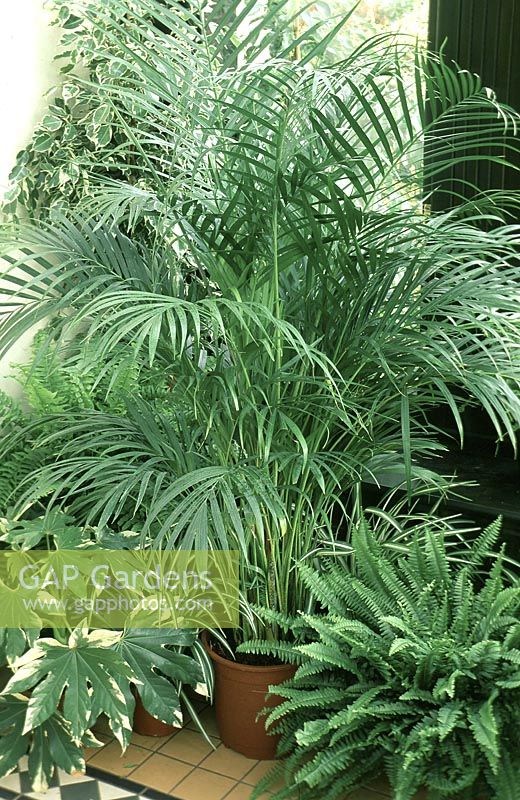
[{"xmin": 0, "ymin": 1, "xmax": 60, "ymax": 396}]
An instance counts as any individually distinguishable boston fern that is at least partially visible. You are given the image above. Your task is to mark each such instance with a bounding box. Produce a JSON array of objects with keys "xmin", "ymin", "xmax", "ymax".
[
  {"xmin": 0, "ymin": 325, "xmax": 173, "ymax": 516},
  {"xmin": 243, "ymin": 519, "xmax": 520, "ymax": 800}
]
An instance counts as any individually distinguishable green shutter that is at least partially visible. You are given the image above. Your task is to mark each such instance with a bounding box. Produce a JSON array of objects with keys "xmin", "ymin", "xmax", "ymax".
[{"xmin": 428, "ymin": 0, "xmax": 520, "ymax": 207}]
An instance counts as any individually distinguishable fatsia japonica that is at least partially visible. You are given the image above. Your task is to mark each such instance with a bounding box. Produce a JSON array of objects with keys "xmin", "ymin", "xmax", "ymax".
[{"xmin": 0, "ymin": 626, "xmax": 208, "ymax": 791}]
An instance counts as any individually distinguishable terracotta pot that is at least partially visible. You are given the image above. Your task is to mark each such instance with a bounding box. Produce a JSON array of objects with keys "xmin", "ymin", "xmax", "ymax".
[
  {"xmin": 132, "ymin": 692, "xmax": 177, "ymax": 737},
  {"xmin": 202, "ymin": 632, "xmax": 295, "ymax": 760}
]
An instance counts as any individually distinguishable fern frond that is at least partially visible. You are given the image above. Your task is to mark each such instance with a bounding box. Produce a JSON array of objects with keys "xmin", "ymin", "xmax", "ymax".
[
  {"xmin": 466, "ymin": 517, "xmax": 503, "ymax": 573},
  {"xmin": 243, "ymin": 518, "xmax": 519, "ymax": 800}
]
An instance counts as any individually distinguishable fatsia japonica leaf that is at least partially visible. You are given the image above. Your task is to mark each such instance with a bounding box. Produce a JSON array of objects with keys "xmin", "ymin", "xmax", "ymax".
[
  {"xmin": 0, "ymin": 695, "xmax": 31, "ymax": 777},
  {"xmin": 0, "ymin": 510, "xmax": 87, "ymax": 550},
  {"xmin": 1, "ymin": 627, "xmax": 134, "ymax": 745},
  {"xmin": 114, "ymin": 629, "xmax": 203, "ymax": 727},
  {"xmin": 0, "ymin": 627, "xmax": 39, "ymax": 665},
  {"xmin": 0, "ymin": 695, "xmax": 88, "ymax": 792}
]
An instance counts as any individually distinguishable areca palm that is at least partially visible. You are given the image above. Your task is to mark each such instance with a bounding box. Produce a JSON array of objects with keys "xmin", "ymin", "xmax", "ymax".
[{"xmin": 1, "ymin": 0, "xmax": 520, "ymax": 638}]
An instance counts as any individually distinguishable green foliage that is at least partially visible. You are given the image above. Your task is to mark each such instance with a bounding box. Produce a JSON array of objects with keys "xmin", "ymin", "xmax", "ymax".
[
  {"xmin": 0, "ymin": 326, "xmax": 171, "ymax": 516},
  {"xmin": 0, "ymin": 628, "xmax": 39, "ymax": 667},
  {"xmin": 243, "ymin": 519, "xmax": 520, "ymax": 800},
  {"xmin": 2, "ymin": 1, "xmax": 520, "ymax": 645},
  {"xmin": 2, "ymin": 628, "xmax": 135, "ymax": 746},
  {"xmin": 0, "ymin": 4, "xmax": 519, "ymax": 794},
  {"xmin": 114, "ymin": 629, "xmax": 206, "ymax": 728},
  {"xmin": 0, "ymin": 509, "xmax": 90, "ymax": 549},
  {"xmin": 14, "ymin": 327, "xmax": 145, "ymax": 415},
  {"xmin": 0, "ymin": 625, "xmax": 207, "ymax": 791},
  {"xmin": 3, "ymin": 0, "xmax": 429, "ymax": 223},
  {"xmin": 2, "ymin": 0, "xmax": 332, "ymax": 229},
  {"xmin": 2, "ymin": 0, "xmax": 174, "ymax": 223},
  {"xmin": 0, "ymin": 390, "xmax": 47, "ymax": 514},
  {"xmin": 0, "ymin": 508, "xmax": 214, "ymax": 790},
  {"xmin": 267, "ymin": 0, "xmax": 429, "ymax": 64},
  {"xmin": 0, "ymin": 694, "xmax": 93, "ymax": 792},
  {"xmin": 1, "ymin": 0, "xmax": 428, "ymax": 228}
]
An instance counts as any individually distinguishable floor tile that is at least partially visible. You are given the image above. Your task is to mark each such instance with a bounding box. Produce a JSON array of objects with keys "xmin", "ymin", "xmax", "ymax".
[
  {"xmin": 158, "ymin": 728, "xmax": 217, "ymax": 765},
  {"xmin": 223, "ymin": 784, "xmax": 272, "ymax": 800},
  {"xmin": 241, "ymin": 760, "xmax": 279, "ymax": 786},
  {"xmin": 89, "ymin": 773, "xmax": 147, "ymax": 799},
  {"xmin": 60, "ymin": 781, "xmax": 101, "ymax": 800},
  {"xmin": 129, "ymin": 732, "xmax": 173, "ymax": 752},
  {"xmin": 199, "ymin": 745, "xmax": 258, "ymax": 780},
  {"xmin": 84, "ymin": 746, "xmax": 106, "ymax": 763},
  {"xmin": 88, "ymin": 743, "xmax": 151, "ymax": 778},
  {"xmin": 26, "ymin": 789, "xmax": 63, "ymax": 800},
  {"xmin": 57, "ymin": 770, "xmax": 92, "ymax": 786},
  {"xmin": 84, "ymin": 735, "xmax": 113, "ymax": 763},
  {"xmin": 129, "ymin": 754, "xmax": 192, "ymax": 793},
  {"xmin": 97, "ymin": 783, "xmax": 138, "ymax": 800},
  {"xmin": 172, "ymin": 768, "xmax": 236, "ymax": 800},
  {"xmin": 186, "ymin": 706, "xmax": 220, "ymax": 739},
  {"xmin": 0, "ymin": 773, "xmax": 21, "ymax": 793}
]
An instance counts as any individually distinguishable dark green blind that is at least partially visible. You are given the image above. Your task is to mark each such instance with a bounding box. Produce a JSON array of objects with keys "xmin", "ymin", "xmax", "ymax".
[{"xmin": 428, "ymin": 0, "xmax": 520, "ymax": 207}]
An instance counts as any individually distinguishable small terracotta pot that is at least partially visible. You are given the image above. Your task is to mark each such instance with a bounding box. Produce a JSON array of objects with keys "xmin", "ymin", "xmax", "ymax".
[
  {"xmin": 132, "ymin": 692, "xmax": 177, "ymax": 737},
  {"xmin": 202, "ymin": 632, "xmax": 295, "ymax": 760}
]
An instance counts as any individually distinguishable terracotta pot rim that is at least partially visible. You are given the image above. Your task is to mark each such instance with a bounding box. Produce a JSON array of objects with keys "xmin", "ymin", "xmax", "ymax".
[{"xmin": 201, "ymin": 630, "xmax": 294, "ymax": 675}]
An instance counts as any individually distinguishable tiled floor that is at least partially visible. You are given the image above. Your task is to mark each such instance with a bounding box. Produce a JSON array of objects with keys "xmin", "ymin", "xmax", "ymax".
[
  {"xmin": 0, "ymin": 704, "xmax": 393, "ymax": 800},
  {"xmin": 84, "ymin": 706, "xmax": 280, "ymax": 800},
  {"xmin": 0, "ymin": 757, "xmax": 152, "ymax": 800},
  {"xmin": 82, "ymin": 704, "xmax": 393, "ymax": 800}
]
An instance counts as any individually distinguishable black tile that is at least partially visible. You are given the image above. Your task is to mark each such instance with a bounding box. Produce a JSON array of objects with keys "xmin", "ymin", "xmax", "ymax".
[
  {"xmin": 85, "ymin": 771, "xmax": 145, "ymax": 797},
  {"xmin": 141, "ymin": 789, "xmax": 177, "ymax": 800},
  {"xmin": 60, "ymin": 781, "xmax": 100, "ymax": 800},
  {"xmin": 5, "ymin": 765, "xmax": 181, "ymax": 800}
]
